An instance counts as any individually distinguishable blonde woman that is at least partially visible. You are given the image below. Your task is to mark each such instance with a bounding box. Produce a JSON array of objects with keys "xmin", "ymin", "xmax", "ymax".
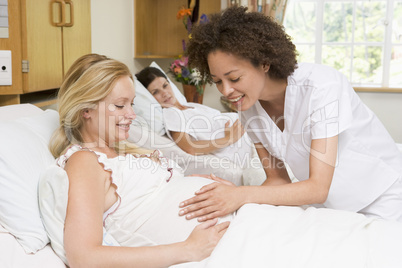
[{"xmin": 40, "ymin": 53, "xmax": 230, "ymax": 267}]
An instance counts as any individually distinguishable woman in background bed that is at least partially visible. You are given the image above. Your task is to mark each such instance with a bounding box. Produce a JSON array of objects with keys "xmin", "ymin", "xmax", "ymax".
[
  {"xmin": 41, "ymin": 53, "xmax": 231, "ymax": 267},
  {"xmin": 177, "ymin": 6, "xmax": 402, "ymax": 223},
  {"xmin": 135, "ymin": 66, "xmax": 253, "ymax": 175}
]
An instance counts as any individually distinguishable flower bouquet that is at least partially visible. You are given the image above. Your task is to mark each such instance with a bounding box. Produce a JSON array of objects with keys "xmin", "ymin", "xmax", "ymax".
[
  {"xmin": 168, "ymin": 56, "xmax": 204, "ymax": 95},
  {"xmin": 168, "ymin": 2, "xmax": 208, "ymax": 101}
]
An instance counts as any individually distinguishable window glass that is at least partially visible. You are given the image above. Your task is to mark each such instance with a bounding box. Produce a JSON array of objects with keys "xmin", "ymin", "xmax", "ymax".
[
  {"xmin": 284, "ymin": 1, "xmax": 316, "ymax": 43},
  {"xmin": 392, "ymin": 1, "xmax": 402, "ymax": 43},
  {"xmin": 354, "ymin": 1, "xmax": 386, "ymax": 43},
  {"xmin": 284, "ymin": 0, "xmax": 397, "ymax": 89},
  {"xmin": 295, "ymin": 44, "xmax": 315, "ymax": 63},
  {"xmin": 322, "ymin": 45, "xmax": 351, "ymax": 79},
  {"xmin": 352, "ymin": 45, "xmax": 383, "ymax": 85},
  {"xmin": 323, "ymin": 2, "xmax": 353, "ymax": 43},
  {"xmin": 389, "ymin": 46, "xmax": 402, "ymax": 86}
]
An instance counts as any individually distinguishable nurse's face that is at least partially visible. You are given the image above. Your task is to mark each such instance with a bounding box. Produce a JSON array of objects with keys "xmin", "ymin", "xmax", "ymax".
[
  {"xmin": 208, "ymin": 50, "xmax": 269, "ymax": 111},
  {"xmin": 147, "ymin": 77, "xmax": 178, "ymax": 108}
]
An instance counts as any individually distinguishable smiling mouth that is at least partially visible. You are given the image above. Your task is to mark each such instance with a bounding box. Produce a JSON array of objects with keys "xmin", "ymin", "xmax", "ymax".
[
  {"xmin": 227, "ymin": 95, "xmax": 245, "ymax": 103},
  {"xmin": 117, "ymin": 123, "xmax": 131, "ymax": 129}
]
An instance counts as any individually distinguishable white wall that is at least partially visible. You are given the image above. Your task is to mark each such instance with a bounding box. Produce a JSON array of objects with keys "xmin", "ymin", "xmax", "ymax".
[
  {"xmin": 91, "ymin": 0, "xmax": 135, "ymax": 73},
  {"xmin": 91, "ymin": 0, "xmax": 402, "ymax": 143}
]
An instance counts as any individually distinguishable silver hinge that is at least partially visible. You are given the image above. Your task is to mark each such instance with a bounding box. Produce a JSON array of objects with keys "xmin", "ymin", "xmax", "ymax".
[{"xmin": 22, "ymin": 60, "xmax": 29, "ymax": 73}]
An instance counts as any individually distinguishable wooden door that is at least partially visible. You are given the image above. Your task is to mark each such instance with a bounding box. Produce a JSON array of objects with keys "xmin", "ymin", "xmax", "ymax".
[
  {"xmin": 62, "ymin": 0, "xmax": 91, "ymax": 75},
  {"xmin": 22, "ymin": 0, "xmax": 63, "ymax": 93}
]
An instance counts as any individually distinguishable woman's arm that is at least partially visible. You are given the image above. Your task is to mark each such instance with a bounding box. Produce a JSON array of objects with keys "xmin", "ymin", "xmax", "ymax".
[
  {"xmin": 170, "ymin": 119, "xmax": 245, "ymax": 155},
  {"xmin": 179, "ymin": 136, "xmax": 338, "ymax": 221},
  {"xmin": 64, "ymin": 151, "xmax": 229, "ymax": 268}
]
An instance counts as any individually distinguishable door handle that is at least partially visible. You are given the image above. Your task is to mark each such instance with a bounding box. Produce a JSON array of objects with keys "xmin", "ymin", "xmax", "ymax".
[
  {"xmin": 64, "ymin": 0, "xmax": 74, "ymax": 27},
  {"xmin": 50, "ymin": 0, "xmax": 66, "ymax": 27}
]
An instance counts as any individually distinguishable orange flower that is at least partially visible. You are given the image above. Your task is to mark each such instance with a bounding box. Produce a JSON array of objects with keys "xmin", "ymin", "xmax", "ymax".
[
  {"xmin": 174, "ymin": 66, "xmax": 182, "ymax": 74},
  {"xmin": 176, "ymin": 7, "xmax": 192, "ymax": 20}
]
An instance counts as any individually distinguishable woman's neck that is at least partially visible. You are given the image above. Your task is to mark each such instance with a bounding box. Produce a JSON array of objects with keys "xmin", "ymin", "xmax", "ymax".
[
  {"xmin": 260, "ymin": 77, "xmax": 287, "ymax": 104},
  {"xmin": 259, "ymin": 77, "xmax": 288, "ymax": 132},
  {"xmin": 175, "ymin": 102, "xmax": 193, "ymax": 111},
  {"xmin": 80, "ymin": 132, "xmax": 119, "ymax": 157}
]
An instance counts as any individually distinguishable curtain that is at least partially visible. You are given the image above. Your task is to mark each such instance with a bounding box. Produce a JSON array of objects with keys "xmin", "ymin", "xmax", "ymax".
[{"xmin": 227, "ymin": 0, "xmax": 288, "ymax": 24}]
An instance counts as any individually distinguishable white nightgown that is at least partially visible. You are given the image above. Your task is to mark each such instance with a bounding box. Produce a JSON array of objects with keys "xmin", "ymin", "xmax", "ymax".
[{"xmin": 39, "ymin": 144, "xmax": 233, "ymax": 265}]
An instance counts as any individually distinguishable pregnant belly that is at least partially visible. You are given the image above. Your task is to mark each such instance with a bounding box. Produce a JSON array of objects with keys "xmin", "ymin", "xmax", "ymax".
[{"xmin": 115, "ymin": 175, "xmax": 233, "ymax": 247}]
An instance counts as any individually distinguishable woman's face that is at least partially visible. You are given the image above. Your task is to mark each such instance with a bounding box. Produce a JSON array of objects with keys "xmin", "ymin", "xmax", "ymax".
[
  {"xmin": 207, "ymin": 50, "xmax": 269, "ymax": 111},
  {"xmin": 86, "ymin": 75, "xmax": 136, "ymax": 146},
  {"xmin": 147, "ymin": 77, "xmax": 177, "ymax": 108}
]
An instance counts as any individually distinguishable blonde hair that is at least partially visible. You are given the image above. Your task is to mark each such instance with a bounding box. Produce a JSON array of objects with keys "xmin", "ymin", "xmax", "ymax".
[{"xmin": 50, "ymin": 53, "xmax": 151, "ymax": 158}]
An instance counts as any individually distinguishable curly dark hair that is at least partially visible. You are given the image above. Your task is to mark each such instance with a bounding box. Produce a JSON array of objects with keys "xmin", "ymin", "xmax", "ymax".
[{"xmin": 186, "ymin": 6, "xmax": 297, "ymax": 82}]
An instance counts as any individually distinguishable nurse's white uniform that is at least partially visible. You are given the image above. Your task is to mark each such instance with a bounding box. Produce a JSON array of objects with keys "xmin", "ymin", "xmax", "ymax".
[{"xmin": 241, "ymin": 63, "xmax": 402, "ymax": 219}]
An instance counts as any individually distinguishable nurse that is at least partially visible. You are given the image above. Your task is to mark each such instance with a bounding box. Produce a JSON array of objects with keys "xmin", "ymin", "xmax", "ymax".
[{"xmin": 178, "ymin": 6, "xmax": 402, "ymax": 222}]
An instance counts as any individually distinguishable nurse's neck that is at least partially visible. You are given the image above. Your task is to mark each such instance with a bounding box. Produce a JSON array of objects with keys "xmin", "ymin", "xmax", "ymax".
[
  {"xmin": 259, "ymin": 77, "xmax": 287, "ymax": 105},
  {"xmin": 259, "ymin": 77, "xmax": 288, "ymax": 132}
]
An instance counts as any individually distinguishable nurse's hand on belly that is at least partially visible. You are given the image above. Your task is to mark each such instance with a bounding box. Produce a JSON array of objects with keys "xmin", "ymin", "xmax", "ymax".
[{"xmin": 179, "ymin": 174, "xmax": 242, "ymax": 222}]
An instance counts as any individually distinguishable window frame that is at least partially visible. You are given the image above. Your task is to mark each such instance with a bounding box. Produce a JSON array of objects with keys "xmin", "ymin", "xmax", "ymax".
[{"xmin": 284, "ymin": 0, "xmax": 402, "ymax": 93}]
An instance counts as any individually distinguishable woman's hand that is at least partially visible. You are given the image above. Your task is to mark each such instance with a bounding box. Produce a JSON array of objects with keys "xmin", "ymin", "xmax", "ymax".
[
  {"xmin": 184, "ymin": 218, "xmax": 230, "ymax": 261},
  {"xmin": 179, "ymin": 182, "xmax": 243, "ymax": 222},
  {"xmin": 224, "ymin": 119, "xmax": 245, "ymax": 146}
]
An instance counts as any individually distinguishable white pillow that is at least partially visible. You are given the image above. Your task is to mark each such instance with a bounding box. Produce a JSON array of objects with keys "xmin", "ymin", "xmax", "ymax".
[
  {"xmin": 0, "ymin": 109, "xmax": 59, "ymax": 253},
  {"xmin": 0, "ymin": 103, "xmax": 43, "ymax": 121},
  {"xmin": 133, "ymin": 62, "xmax": 187, "ymax": 136},
  {"xmin": 133, "ymin": 78, "xmax": 166, "ymax": 135}
]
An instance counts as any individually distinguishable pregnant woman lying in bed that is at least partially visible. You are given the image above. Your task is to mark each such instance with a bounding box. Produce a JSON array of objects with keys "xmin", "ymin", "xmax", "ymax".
[{"xmin": 38, "ymin": 53, "xmax": 231, "ymax": 267}]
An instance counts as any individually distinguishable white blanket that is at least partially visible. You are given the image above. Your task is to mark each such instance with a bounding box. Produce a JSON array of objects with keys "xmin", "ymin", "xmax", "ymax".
[{"xmin": 174, "ymin": 204, "xmax": 402, "ymax": 268}]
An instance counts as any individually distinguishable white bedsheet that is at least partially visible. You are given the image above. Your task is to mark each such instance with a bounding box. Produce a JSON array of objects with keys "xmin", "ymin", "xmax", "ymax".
[
  {"xmin": 2, "ymin": 201, "xmax": 402, "ymax": 268},
  {"xmin": 173, "ymin": 204, "xmax": 402, "ymax": 268},
  {"xmin": 0, "ymin": 224, "xmax": 65, "ymax": 268}
]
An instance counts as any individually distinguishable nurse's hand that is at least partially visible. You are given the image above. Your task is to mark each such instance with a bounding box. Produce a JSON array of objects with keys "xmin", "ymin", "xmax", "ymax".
[
  {"xmin": 179, "ymin": 181, "xmax": 243, "ymax": 222},
  {"xmin": 224, "ymin": 119, "xmax": 245, "ymax": 145}
]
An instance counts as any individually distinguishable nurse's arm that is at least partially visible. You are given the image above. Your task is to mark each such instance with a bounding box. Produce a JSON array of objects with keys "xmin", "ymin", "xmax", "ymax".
[
  {"xmin": 254, "ymin": 143, "xmax": 292, "ymax": 186},
  {"xmin": 178, "ymin": 137, "xmax": 338, "ymax": 221},
  {"xmin": 305, "ymin": 135, "xmax": 338, "ymax": 203},
  {"xmin": 245, "ymin": 136, "xmax": 337, "ymax": 205}
]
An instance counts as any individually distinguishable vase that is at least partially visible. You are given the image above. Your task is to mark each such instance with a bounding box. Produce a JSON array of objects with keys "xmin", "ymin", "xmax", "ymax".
[{"xmin": 182, "ymin": 84, "xmax": 205, "ymax": 104}]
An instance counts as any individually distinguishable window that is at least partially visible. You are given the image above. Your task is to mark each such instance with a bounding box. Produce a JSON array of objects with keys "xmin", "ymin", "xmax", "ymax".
[{"xmin": 283, "ymin": 0, "xmax": 402, "ymax": 91}]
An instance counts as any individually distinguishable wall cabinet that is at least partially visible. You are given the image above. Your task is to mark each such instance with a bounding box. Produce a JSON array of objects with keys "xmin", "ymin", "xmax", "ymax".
[
  {"xmin": 0, "ymin": 0, "xmax": 91, "ymax": 106},
  {"xmin": 134, "ymin": 0, "xmax": 221, "ymax": 58}
]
